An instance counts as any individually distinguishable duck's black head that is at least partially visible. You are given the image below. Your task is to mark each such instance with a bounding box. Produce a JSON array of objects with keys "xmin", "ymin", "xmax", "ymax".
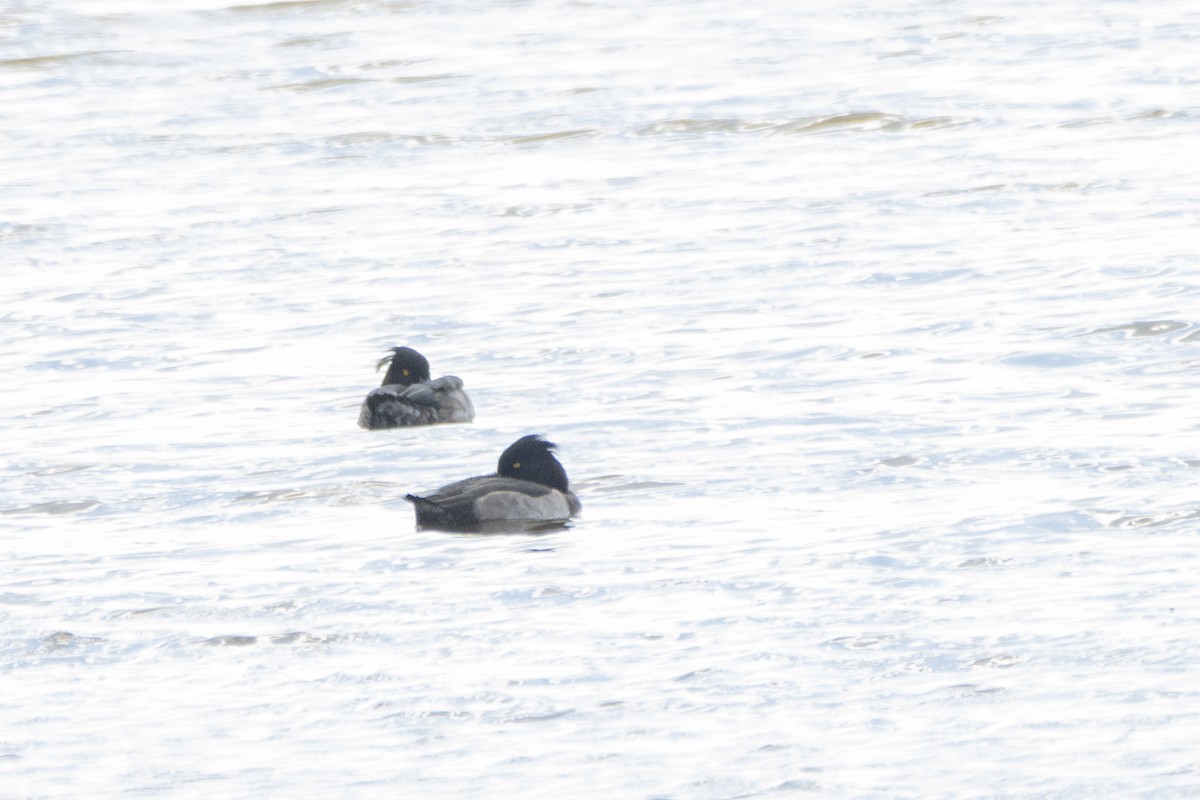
[
  {"xmin": 376, "ymin": 346, "xmax": 431, "ymax": 386},
  {"xmin": 497, "ymin": 435, "xmax": 571, "ymax": 493}
]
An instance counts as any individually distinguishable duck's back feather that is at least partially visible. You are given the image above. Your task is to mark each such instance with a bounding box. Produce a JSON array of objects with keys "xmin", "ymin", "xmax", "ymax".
[{"xmin": 359, "ymin": 376, "xmax": 474, "ymax": 429}]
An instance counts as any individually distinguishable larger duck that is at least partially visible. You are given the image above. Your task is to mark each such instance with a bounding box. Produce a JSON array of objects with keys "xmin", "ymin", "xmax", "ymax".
[
  {"xmin": 358, "ymin": 346, "xmax": 475, "ymax": 429},
  {"xmin": 406, "ymin": 435, "xmax": 581, "ymax": 532}
]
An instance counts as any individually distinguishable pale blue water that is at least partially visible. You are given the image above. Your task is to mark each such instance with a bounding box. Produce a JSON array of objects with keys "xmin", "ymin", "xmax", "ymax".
[{"xmin": 3, "ymin": 1, "xmax": 1199, "ymax": 797}]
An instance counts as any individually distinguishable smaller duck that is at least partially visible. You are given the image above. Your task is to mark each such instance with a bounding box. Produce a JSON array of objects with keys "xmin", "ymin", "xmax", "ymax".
[
  {"xmin": 358, "ymin": 346, "xmax": 475, "ymax": 430},
  {"xmin": 406, "ymin": 435, "xmax": 582, "ymax": 532}
]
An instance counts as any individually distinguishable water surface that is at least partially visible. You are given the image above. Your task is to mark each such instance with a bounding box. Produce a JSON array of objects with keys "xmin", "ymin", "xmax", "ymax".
[{"xmin": 3, "ymin": 1, "xmax": 1199, "ymax": 797}]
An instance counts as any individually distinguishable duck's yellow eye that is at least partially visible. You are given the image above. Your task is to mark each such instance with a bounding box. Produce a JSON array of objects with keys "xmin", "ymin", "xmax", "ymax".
[
  {"xmin": 512, "ymin": 461, "xmax": 521, "ymax": 469},
  {"xmin": 402, "ymin": 369, "xmax": 409, "ymax": 377}
]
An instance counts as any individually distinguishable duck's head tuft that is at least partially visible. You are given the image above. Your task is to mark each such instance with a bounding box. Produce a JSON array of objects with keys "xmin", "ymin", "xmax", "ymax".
[
  {"xmin": 376, "ymin": 346, "xmax": 431, "ymax": 386},
  {"xmin": 497, "ymin": 434, "xmax": 570, "ymax": 493}
]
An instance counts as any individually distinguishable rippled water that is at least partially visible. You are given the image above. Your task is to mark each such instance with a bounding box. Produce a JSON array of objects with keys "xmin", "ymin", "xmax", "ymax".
[{"xmin": 3, "ymin": 0, "xmax": 1199, "ymax": 796}]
